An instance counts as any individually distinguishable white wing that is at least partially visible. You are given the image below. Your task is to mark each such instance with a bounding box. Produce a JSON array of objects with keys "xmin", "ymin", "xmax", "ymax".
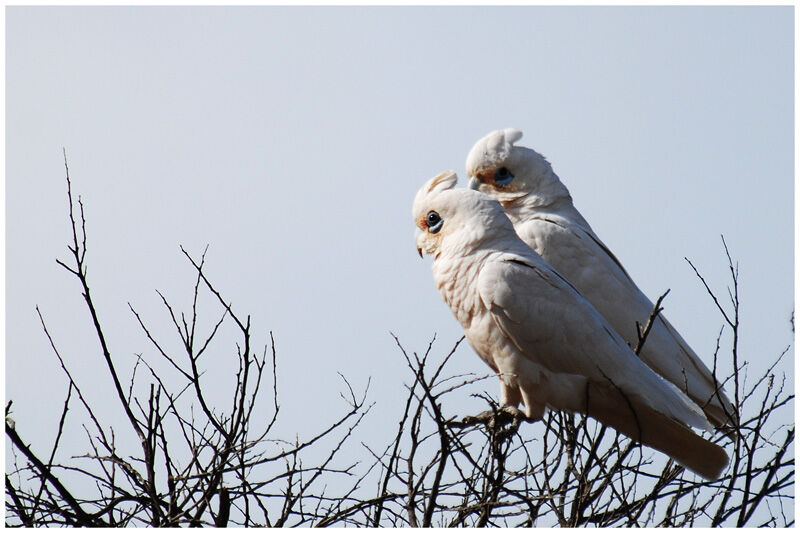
[
  {"xmin": 477, "ymin": 255, "xmax": 729, "ymax": 480},
  {"xmin": 515, "ymin": 213, "xmax": 737, "ymax": 429}
]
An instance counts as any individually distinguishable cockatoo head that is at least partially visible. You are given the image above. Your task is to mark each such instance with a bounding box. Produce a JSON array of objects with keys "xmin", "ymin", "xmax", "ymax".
[
  {"xmin": 465, "ymin": 128, "xmax": 569, "ymax": 208},
  {"xmin": 412, "ymin": 170, "xmax": 515, "ymax": 259}
]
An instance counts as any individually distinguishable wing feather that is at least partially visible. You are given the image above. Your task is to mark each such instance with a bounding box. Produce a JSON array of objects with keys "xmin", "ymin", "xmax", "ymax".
[
  {"xmin": 477, "ymin": 256, "xmax": 728, "ymax": 479},
  {"xmin": 517, "ymin": 215, "xmax": 737, "ymax": 429}
]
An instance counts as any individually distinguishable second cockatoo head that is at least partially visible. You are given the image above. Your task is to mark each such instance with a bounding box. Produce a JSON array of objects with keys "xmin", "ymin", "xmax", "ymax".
[
  {"xmin": 412, "ymin": 170, "xmax": 516, "ymax": 259},
  {"xmin": 465, "ymin": 128, "xmax": 571, "ymax": 209}
]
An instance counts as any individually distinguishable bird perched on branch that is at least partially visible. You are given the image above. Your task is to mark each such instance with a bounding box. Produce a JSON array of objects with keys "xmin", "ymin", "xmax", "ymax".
[
  {"xmin": 465, "ymin": 128, "xmax": 737, "ymax": 433},
  {"xmin": 412, "ymin": 171, "xmax": 728, "ymax": 480}
]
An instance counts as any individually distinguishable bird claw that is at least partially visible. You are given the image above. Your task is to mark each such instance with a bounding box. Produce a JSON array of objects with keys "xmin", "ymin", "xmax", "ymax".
[
  {"xmin": 456, "ymin": 405, "xmax": 527, "ymax": 440},
  {"xmin": 495, "ymin": 406, "xmax": 526, "ymax": 440}
]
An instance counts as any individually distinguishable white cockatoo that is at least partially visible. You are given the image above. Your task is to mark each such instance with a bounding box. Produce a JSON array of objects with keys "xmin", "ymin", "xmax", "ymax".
[
  {"xmin": 413, "ymin": 170, "xmax": 728, "ymax": 480},
  {"xmin": 465, "ymin": 129, "xmax": 737, "ymax": 432}
]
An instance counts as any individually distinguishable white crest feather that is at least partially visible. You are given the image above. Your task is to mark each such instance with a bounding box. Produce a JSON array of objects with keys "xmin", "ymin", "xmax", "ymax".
[
  {"xmin": 466, "ymin": 128, "xmax": 524, "ymax": 176},
  {"xmin": 412, "ymin": 170, "xmax": 458, "ymax": 220},
  {"xmin": 426, "ymin": 170, "xmax": 457, "ymax": 193},
  {"xmin": 504, "ymin": 128, "xmax": 523, "ymax": 145}
]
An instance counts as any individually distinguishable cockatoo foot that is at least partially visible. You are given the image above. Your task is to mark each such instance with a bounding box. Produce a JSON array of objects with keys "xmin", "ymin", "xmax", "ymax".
[
  {"xmin": 455, "ymin": 405, "xmax": 529, "ymax": 441},
  {"xmin": 495, "ymin": 405, "xmax": 528, "ymax": 440}
]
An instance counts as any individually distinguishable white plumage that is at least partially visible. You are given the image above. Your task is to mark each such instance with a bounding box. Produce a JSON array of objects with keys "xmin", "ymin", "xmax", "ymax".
[
  {"xmin": 413, "ymin": 171, "xmax": 728, "ymax": 480},
  {"xmin": 465, "ymin": 128, "xmax": 737, "ymax": 431}
]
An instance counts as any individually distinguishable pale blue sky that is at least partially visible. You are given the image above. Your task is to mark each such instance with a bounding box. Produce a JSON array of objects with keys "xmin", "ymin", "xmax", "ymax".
[{"xmin": 6, "ymin": 6, "xmax": 794, "ymax": 517}]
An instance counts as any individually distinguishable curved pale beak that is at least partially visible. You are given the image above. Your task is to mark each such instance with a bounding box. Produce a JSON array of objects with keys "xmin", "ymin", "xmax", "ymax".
[
  {"xmin": 415, "ymin": 229, "xmax": 424, "ymax": 258},
  {"xmin": 468, "ymin": 176, "xmax": 482, "ymax": 190}
]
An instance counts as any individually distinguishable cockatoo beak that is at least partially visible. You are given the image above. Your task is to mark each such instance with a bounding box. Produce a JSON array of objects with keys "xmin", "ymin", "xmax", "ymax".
[
  {"xmin": 468, "ymin": 176, "xmax": 482, "ymax": 190},
  {"xmin": 415, "ymin": 228, "xmax": 424, "ymax": 258}
]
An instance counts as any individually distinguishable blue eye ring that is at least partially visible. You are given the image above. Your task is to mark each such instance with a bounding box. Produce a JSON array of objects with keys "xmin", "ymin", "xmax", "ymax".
[
  {"xmin": 494, "ymin": 167, "xmax": 514, "ymax": 186},
  {"xmin": 426, "ymin": 211, "xmax": 443, "ymax": 234}
]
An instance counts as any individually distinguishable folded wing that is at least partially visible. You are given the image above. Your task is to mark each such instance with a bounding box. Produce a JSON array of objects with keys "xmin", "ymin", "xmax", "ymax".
[{"xmin": 477, "ymin": 256, "xmax": 729, "ymax": 480}]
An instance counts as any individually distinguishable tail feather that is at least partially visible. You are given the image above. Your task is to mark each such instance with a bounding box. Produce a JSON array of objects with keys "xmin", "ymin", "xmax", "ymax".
[
  {"xmin": 584, "ymin": 382, "xmax": 729, "ymax": 480},
  {"xmin": 660, "ymin": 316, "xmax": 739, "ymax": 435}
]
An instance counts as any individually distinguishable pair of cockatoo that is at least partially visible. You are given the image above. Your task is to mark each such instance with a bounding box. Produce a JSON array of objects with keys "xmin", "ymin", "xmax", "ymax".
[{"xmin": 413, "ymin": 128, "xmax": 735, "ymax": 480}]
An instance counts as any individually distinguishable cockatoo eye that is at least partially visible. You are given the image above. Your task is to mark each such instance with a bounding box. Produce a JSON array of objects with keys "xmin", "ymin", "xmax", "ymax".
[
  {"xmin": 426, "ymin": 211, "xmax": 443, "ymax": 234},
  {"xmin": 494, "ymin": 167, "xmax": 514, "ymax": 186}
]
